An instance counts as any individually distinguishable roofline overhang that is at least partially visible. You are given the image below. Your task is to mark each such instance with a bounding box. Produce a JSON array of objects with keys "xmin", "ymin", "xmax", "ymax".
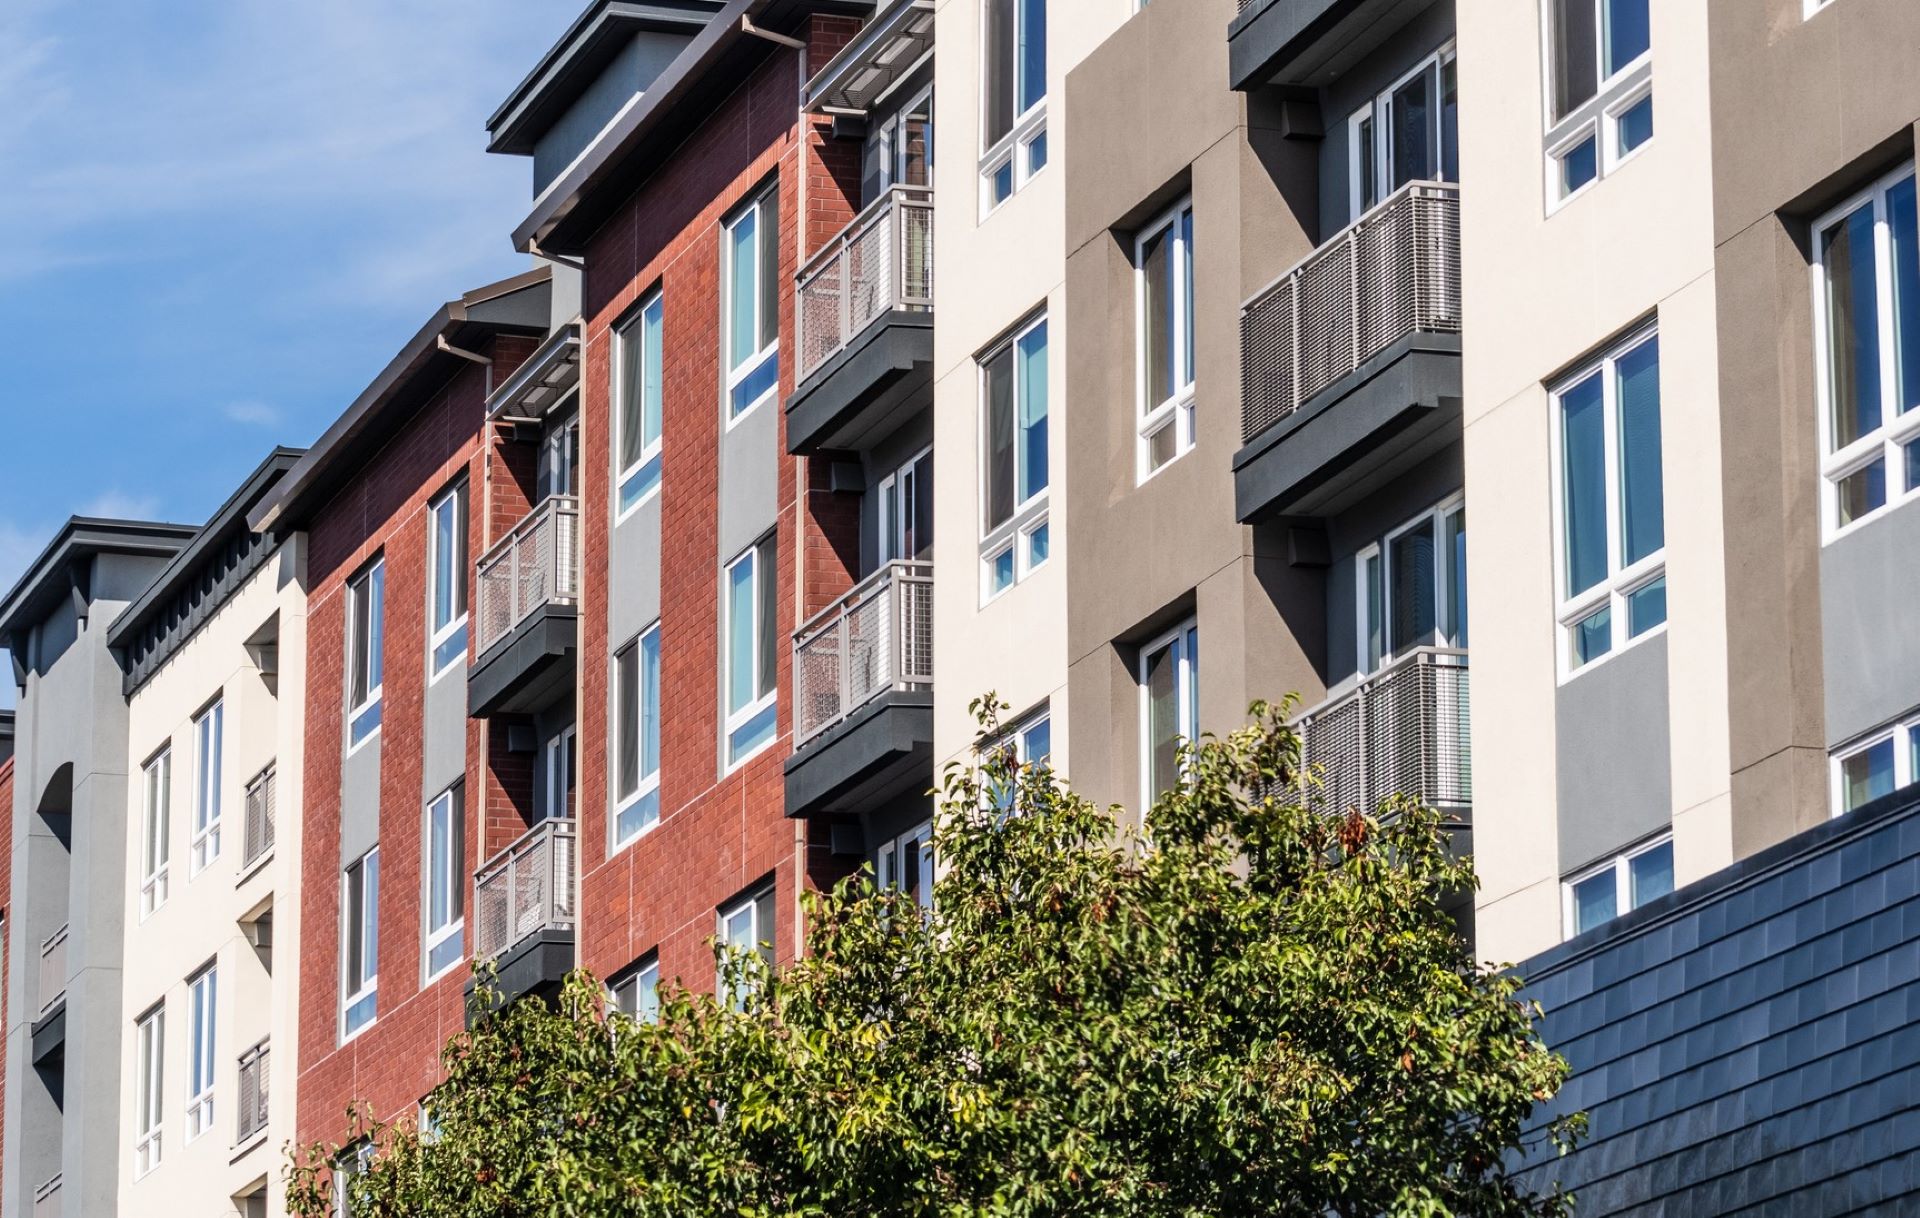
[
  {"xmin": 802, "ymin": 0, "xmax": 931, "ymax": 115},
  {"xmin": 0, "ymin": 519, "xmax": 199, "ymax": 643}
]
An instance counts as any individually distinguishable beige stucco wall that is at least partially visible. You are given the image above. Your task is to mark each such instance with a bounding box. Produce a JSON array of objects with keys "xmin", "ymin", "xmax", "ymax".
[{"xmin": 117, "ymin": 538, "xmax": 306, "ymax": 1217}]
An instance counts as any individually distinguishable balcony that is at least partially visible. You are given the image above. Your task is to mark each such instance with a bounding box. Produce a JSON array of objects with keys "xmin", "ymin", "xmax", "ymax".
[
  {"xmin": 468, "ymin": 817, "xmax": 576, "ymax": 1014},
  {"xmin": 469, "ymin": 495, "xmax": 581, "ymax": 717},
  {"xmin": 1295, "ymin": 647, "xmax": 1470, "ymax": 825},
  {"xmin": 1228, "ymin": 0, "xmax": 1442, "ymax": 92},
  {"xmin": 31, "ymin": 924, "xmax": 66, "ymax": 1065},
  {"xmin": 785, "ymin": 560, "xmax": 934, "ymax": 818},
  {"xmin": 34, "ymin": 1175, "xmax": 60, "ymax": 1218},
  {"xmin": 236, "ymin": 1039, "xmax": 269, "ymax": 1147},
  {"xmin": 241, "ymin": 764, "xmax": 275, "ymax": 875},
  {"xmin": 787, "ymin": 186, "xmax": 935, "ymax": 456},
  {"xmin": 1234, "ymin": 181, "xmax": 1461, "ymax": 522}
]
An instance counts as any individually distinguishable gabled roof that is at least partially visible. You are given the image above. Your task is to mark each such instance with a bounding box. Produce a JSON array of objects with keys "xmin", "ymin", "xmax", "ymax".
[{"xmin": 0, "ymin": 519, "xmax": 198, "ymax": 644}]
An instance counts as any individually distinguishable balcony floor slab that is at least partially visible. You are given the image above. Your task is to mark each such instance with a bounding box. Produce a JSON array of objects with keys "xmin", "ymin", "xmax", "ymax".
[
  {"xmin": 785, "ymin": 689, "xmax": 934, "ymax": 818},
  {"xmin": 786, "ymin": 310, "xmax": 933, "ymax": 456},
  {"xmin": 464, "ymin": 927, "xmax": 574, "ymax": 1026},
  {"xmin": 30, "ymin": 1001, "xmax": 64, "ymax": 1067},
  {"xmin": 469, "ymin": 604, "xmax": 578, "ymax": 717}
]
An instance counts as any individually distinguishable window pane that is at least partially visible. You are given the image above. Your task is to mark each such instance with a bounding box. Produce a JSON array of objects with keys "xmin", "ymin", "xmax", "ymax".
[
  {"xmin": 616, "ymin": 645, "xmax": 639, "ymax": 800},
  {"xmin": 990, "ymin": 546, "xmax": 1014, "ymax": 594},
  {"xmin": 984, "ymin": 347, "xmax": 1015, "ymax": 530},
  {"xmin": 367, "ymin": 565, "xmax": 384, "ymax": 692},
  {"xmin": 1026, "ymin": 521, "xmax": 1049, "ymax": 568},
  {"xmin": 1617, "ymin": 92, "xmax": 1654, "ymax": 154},
  {"xmin": 1146, "ymin": 641, "xmax": 1177, "ymax": 800},
  {"xmin": 1603, "ymin": 0, "xmax": 1649, "ymax": 76},
  {"xmin": 1357, "ymin": 115, "xmax": 1378, "ymax": 212},
  {"xmin": 1440, "ymin": 60, "xmax": 1459, "ymax": 184},
  {"xmin": 1842, "ymin": 738, "xmax": 1896, "ymax": 811},
  {"xmin": 346, "ymin": 862, "xmax": 365, "ymax": 984},
  {"xmin": 619, "ymin": 314, "xmax": 645, "ymax": 471},
  {"xmin": 728, "ymin": 557, "xmax": 755, "ymax": 713},
  {"xmin": 1180, "ymin": 209, "xmax": 1195, "ymax": 386},
  {"xmin": 640, "ymin": 630, "xmax": 661, "ymax": 782},
  {"xmin": 1628, "ymin": 840, "xmax": 1673, "ymax": 909},
  {"xmin": 1142, "ymin": 224, "xmax": 1172, "ymax": 406},
  {"xmin": 1364, "ymin": 551, "xmax": 1384, "ymax": 672},
  {"xmin": 1388, "ymin": 519, "xmax": 1437, "ymax": 654},
  {"xmin": 643, "ymin": 297, "xmax": 665, "ymax": 447},
  {"xmin": 1572, "ymin": 603, "xmax": 1612, "ymax": 667},
  {"xmin": 990, "ymin": 159, "xmax": 1014, "ymax": 206},
  {"xmin": 1616, "ymin": 336, "xmax": 1664, "ymax": 565},
  {"xmin": 429, "ymin": 799, "xmax": 450, "ymax": 927},
  {"xmin": 1017, "ymin": 0, "xmax": 1046, "ymax": 117},
  {"xmin": 1890, "ymin": 177, "xmax": 1920, "ymax": 417},
  {"xmin": 1907, "ymin": 437, "xmax": 1920, "ymax": 492},
  {"xmin": 1824, "ymin": 202, "xmax": 1882, "ymax": 449},
  {"xmin": 1551, "ymin": 0, "xmax": 1599, "ymax": 121},
  {"xmin": 350, "ymin": 578, "xmax": 371, "ymax": 706},
  {"xmin": 757, "ymin": 538, "xmax": 778, "ymax": 700},
  {"xmin": 1571, "ymin": 869, "xmax": 1617, "ymax": 934},
  {"xmin": 1560, "ymin": 135, "xmax": 1598, "ymax": 195},
  {"xmin": 1627, "ymin": 574, "xmax": 1667, "ymax": 637},
  {"xmin": 364, "ymin": 851, "xmax": 380, "ymax": 979},
  {"xmin": 1022, "ymin": 716, "xmax": 1051, "ymax": 766},
  {"xmin": 984, "ymin": 0, "xmax": 1015, "ymax": 146},
  {"xmin": 433, "ymin": 499, "xmax": 455, "ymax": 629},
  {"xmin": 1837, "ymin": 458, "xmax": 1887, "ymax": 526},
  {"xmin": 1026, "ymin": 128, "xmax": 1048, "ymax": 175},
  {"xmin": 1560, "ymin": 372, "xmax": 1608, "ymax": 596},
  {"xmin": 757, "ymin": 195, "xmax": 779, "ymax": 352},
  {"xmin": 1017, "ymin": 321, "xmax": 1048, "ymax": 502},
  {"xmin": 728, "ymin": 210, "xmax": 757, "ymax": 369},
  {"xmin": 1444, "ymin": 508, "xmax": 1468, "ymax": 648},
  {"xmin": 1389, "ymin": 67, "xmax": 1433, "ymax": 191}
]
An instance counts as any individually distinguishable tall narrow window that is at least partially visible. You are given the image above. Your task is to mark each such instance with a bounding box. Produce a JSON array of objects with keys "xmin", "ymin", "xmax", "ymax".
[
  {"xmin": 1356, "ymin": 497, "xmax": 1466, "ymax": 674},
  {"xmin": 423, "ymin": 787, "xmax": 464, "ymax": 981},
  {"xmin": 1347, "ymin": 46, "xmax": 1457, "ymax": 219},
  {"xmin": 342, "ymin": 848, "xmax": 380, "ymax": 1039},
  {"xmin": 617, "ymin": 291, "xmax": 666, "ymax": 512},
  {"xmin": 878, "ymin": 448, "xmax": 935, "ymax": 564},
  {"xmin": 1544, "ymin": 0, "xmax": 1652, "ymax": 205},
  {"xmin": 544, "ymin": 725, "xmax": 577, "ymax": 822},
  {"xmin": 876, "ymin": 822, "xmax": 935, "ymax": 909},
  {"xmin": 723, "ymin": 188, "xmax": 780, "ymax": 421},
  {"xmin": 989, "ymin": 707, "xmax": 1052, "ymax": 812},
  {"xmin": 615, "ymin": 625, "xmax": 663, "ymax": 843},
  {"xmin": 981, "ymin": 0, "xmax": 1047, "ymax": 210},
  {"xmin": 427, "ymin": 483, "xmax": 468, "ymax": 677},
  {"xmin": 1136, "ymin": 200, "xmax": 1196, "ymax": 476},
  {"xmin": 186, "ymin": 965, "xmax": 216, "ymax": 1141},
  {"xmin": 1140, "ymin": 620, "xmax": 1200, "ymax": 806},
  {"xmin": 1814, "ymin": 167, "xmax": 1920, "ymax": 535},
  {"xmin": 134, "ymin": 1005, "xmax": 164, "ymax": 1175},
  {"xmin": 191, "ymin": 699, "xmax": 223, "ymax": 873},
  {"xmin": 1563, "ymin": 834, "xmax": 1672, "ymax": 938},
  {"xmin": 610, "ymin": 955, "xmax": 661, "ymax": 1022},
  {"xmin": 980, "ymin": 314, "xmax": 1050, "ymax": 600},
  {"xmin": 718, "ymin": 885, "xmax": 776, "ymax": 1008},
  {"xmin": 347, "ymin": 559, "xmax": 386, "ymax": 747},
  {"xmin": 1832, "ymin": 714, "xmax": 1920, "ymax": 816},
  {"xmin": 1553, "ymin": 326, "xmax": 1664, "ymax": 674},
  {"xmin": 724, "ymin": 538, "xmax": 779, "ymax": 767},
  {"xmin": 140, "ymin": 748, "xmax": 171, "ymax": 917}
]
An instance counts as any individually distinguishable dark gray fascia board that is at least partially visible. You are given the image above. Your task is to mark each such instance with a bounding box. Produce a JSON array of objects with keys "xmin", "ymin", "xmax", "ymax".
[
  {"xmin": 783, "ymin": 689, "xmax": 933, "ymax": 817},
  {"xmin": 247, "ymin": 268, "xmax": 553, "ymax": 535},
  {"xmin": 468, "ymin": 605, "xmax": 580, "ymax": 717},
  {"xmin": 0, "ymin": 518, "xmax": 198, "ymax": 642},
  {"xmin": 784, "ymin": 310, "xmax": 933, "ymax": 455},
  {"xmin": 487, "ymin": 0, "xmax": 726, "ymax": 156},
  {"xmin": 1227, "ymin": 0, "xmax": 1435, "ymax": 92},
  {"xmin": 463, "ymin": 928, "xmax": 574, "ymax": 1026}
]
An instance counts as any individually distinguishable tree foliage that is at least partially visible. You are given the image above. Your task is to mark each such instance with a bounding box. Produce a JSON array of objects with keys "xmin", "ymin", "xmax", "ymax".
[{"xmin": 289, "ymin": 699, "xmax": 1580, "ymax": 1217}]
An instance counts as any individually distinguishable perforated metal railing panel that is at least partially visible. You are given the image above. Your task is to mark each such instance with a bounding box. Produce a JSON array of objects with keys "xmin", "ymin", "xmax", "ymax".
[
  {"xmin": 475, "ymin": 496, "xmax": 581, "ymax": 653},
  {"xmin": 793, "ymin": 561, "xmax": 934, "ymax": 747},
  {"xmin": 797, "ymin": 187, "xmax": 935, "ymax": 382},
  {"xmin": 474, "ymin": 818, "xmax": 577, "ymax": 960},
  {"xmin": 1295, "ymin": 649, "xmax": 1470, "ymax": 815}
]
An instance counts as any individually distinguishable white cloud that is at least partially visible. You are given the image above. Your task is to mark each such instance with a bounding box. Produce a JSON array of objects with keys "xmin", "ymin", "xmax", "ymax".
[
  {"xmin": 223, "ymin": 401, "xmax": 281, "ymax": 427},
  {"xmin": 78, "ymin": 490, "xmax": 163, "ymax": 521}
]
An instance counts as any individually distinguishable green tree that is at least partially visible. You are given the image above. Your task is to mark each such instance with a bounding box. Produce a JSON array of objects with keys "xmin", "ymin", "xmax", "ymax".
[{"xmin": 290, "ymin": 700, "xmax": 1580, "ymax": 1218}]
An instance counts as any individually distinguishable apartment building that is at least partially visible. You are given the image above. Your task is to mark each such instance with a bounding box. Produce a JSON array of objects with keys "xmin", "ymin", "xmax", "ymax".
[
  {"xmin": 104, "ymin": 450, "xmax": 307, "ymax": 1218},
  {"xmin": 0, "ymin": 519, "xmax": 196, "ymax": 1218}
]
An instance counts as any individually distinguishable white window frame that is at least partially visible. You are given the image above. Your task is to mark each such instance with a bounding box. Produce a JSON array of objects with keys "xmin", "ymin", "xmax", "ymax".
[
  {"xmin": 1138, "ymin": 618, "xmax": 1200, "ymax": 811},
  {"xmin": 1561, "ymin": 833, "xmax": 1673, "ymax": 939},
  {"xmin": 140, "ymin": 747, "xmax": 171, "ymax": 918},
  {"xmin": 1602, "ymin": 79, "xmax": 1655, "ymax": 174},
  {"xmin": 422, "ymin": 786, "xmax": 465, "ymax": 984},
  {"xmin": 616, "ymin": 290, "xmax": 666, "ymax": 517},
  {"xmin": 723, "ymin": 538, "xmax": 779, "ymax": 770},
  {"xmin": 1345, "ymin": 43, "xmax": 1458, "ymax": 219},
  {"xmin": 346, "ymin": 558, "xmax": 385, "ymax": 750},
  {"xmin": 1134, "ymin": 197, "xmax": 1196, "ymax": 481},
  {"xmin": 341, "ymin": 847, "xmax": 380, "ymax": 1042},
  {"xmin": 988, "ymin": 705, "xmax": 1053, "ymax": 813},
  {"xmin": 873, "ymin": 84, "xmax": 936, "ymax": 192},
  {"xmin": 1549, "ymin": 322, "xmax": 1665, "ymax": 680},
  {"xmin": 1829, "ymin": 712, "xmax": 1920, "ymax": 817},
  {"xmin": 610, "ymin": 955, "xmax": 662, "ymax": 1022},
  {"xmin": 875, "ymin": 821, "xmax": 935, "ymax": 909},
  {"xmin": 191, "ymin": 699, "xmax": 223, "ymax": 875},
  {"xmin": 977, "ymin": 0, "xmax": 1047, "ymax": 217},
  {"xmin": 1353, "ymin": 493, "xmax": 1467, "ymax": 676},
  {"xmin": 1540, "ymin": 0, "xmax": 1653, "ymax": 212},
  {"xmin": 426, "ymin": 482, "xmax": 469, "ymax": 680},
  {"xmin": 185, "ymin": 964, "xmax": 216, "ymax": 1143},
  {"xmin": 717, "ymin": 885, "xmax": 775, "ymax": 1007},
  {"xmin": 614, "ymin": 625, "xmax": 664, "ymax": 847},
  {"xmin": 544, "ymin": 725, "xmax": 577, "ymax": 822},
  {"xmin": 134, "ymin": 1003, "xmax": 164, "ymax": 1177},
  {"xmin": 722, "ymin": 187, "xmax": 780, "ymax": 426},
  {"xmin": 978, "ymin": 313, "xmax": 1050, "ymax": 605},
  {"xmin": 877, "ymin": 445, "xmax": 934, "ymax": 564},
  {"xmin": 1810, "ymin": 165, "xmax": 1920, "ymax": 541}
]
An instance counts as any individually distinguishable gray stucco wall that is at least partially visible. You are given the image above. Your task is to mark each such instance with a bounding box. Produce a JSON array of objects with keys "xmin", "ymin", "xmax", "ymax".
[
  {"xmin": 340, "ymin": 734, "xmax": 381, "ymax": 868},
  {"xmin": 423, "ymin": 661, "xmax": 467, "ymax": 804},
  {"xmin": 531, "ymin": 33, "xmax": 688, "ymax": 195},
  {"xmin": 1554, "ymin": 633, "xmax": 1674, "ymax": 873},
  {"xmin": 1819, "ymin": 498, "xmax": 1920, "ymax": 748},
  {"xmin": 717, "ymin": 396, "xmax": 778, "ymax": 565}
]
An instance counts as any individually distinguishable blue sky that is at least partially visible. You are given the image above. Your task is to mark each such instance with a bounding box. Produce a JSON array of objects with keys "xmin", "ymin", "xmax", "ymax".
[{"xmin": 0, "ymin": 0, "xmax": 578, "ymax": 706}]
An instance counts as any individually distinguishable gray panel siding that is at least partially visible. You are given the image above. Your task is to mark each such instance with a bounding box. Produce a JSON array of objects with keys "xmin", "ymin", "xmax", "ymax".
[
  {"xmin": 1555, "ymin": 634, "xmax": 1673, "ymax": 873},
  {"xmin": 1820, "ymin": 499, "xmax": 1920, "ymax": 747},
  {"xmin": 341, "ymin": 734, "xmax": 381, "ymax": 866},
  {"xmin": 718, "ymin": 398, "xmax": 778, "ymax": 564},
  {"xmin": 530, "ymin": 34, "xmax": 686, "ymax": 195},
  {"xmin": 422, "ymin": 661, "xmax": 467, "ymax": 803},
  {"xmin": 611, "ymin": 490, "xmax": 662, "ymax": 650}
]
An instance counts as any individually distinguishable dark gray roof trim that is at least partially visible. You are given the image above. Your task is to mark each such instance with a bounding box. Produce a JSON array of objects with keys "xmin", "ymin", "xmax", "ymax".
[
  {"xmin": 0, "ymin": 519, "xmax": 198, "ymax": 645},
  {"xmin": 803, "ymin": 0, "xmax": 931, "ymax": 114},
  {"xmin": 488, "ymin": 322, "xmax": 582, "ymax": 419},
  {"xmin": 248, "ymin": 268, "xmax": 553, "ymax": 534}
]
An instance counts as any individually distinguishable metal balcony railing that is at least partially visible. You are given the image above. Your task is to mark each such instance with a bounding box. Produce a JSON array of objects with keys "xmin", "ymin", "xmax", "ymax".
[
  {"xmin": 793, "ymin": 560, "xmax": 933, "ymax": 749},
  {"xmin": 242, "ymin": 764, "xmax": 276, "ymax": 872},
  {"xmin": 236, "ymin": 1039, "xmax": 269, "ymax": 1145},
  {"xmin": 1240, "ymin": 181, "xmax": 1460, "ymax": 444},
  {"xmin": 38, "ymin": 924, "xmax": 67, "ymax": 1016},
  {"xmin": 33, "ymin": 1175, "xmax": 60, "ymax": 1218},
  {"xmin": 474, "ymin": 818, "xmax": 577, "ymax": 961},
  {"xmin": 797, "ymin": 185, "xmax": 935, "ymax": 381},
  {"xmin": 475, "ymin": 495, "xmax": 581, "ymax": 654},
  {"xmin": 1295, "ymin": 647, "xmax": 1471, "ymax": 817}
]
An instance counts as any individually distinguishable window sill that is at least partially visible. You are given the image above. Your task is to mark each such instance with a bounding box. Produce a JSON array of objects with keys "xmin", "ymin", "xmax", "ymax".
[
  {"xmin": 234, "ymin": 850, "xmax": 273, "ymax": 888},
  {"xmin": 230, "ymin": 1128, "xmax": 269, "ymax": 1164},
  {"xmin": 1557, "ymin": 619, "xmax": 1667, "ymax": 687}
]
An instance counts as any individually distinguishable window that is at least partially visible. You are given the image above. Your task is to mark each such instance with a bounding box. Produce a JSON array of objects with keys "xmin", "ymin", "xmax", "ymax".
[
  {"xmin": 1356, "ymin": 497, "xmax": 1467, "ymax": 674},
  {"xmin": 873, "ymin": 88, "xmax": 934, "ymax": 191},
  {"xmin": 423, "ymin": 787, "xmax": 464, "ymax": 982},
  {"xmin": 544, "ymin": 725, "xmax": 577, "ymax": 822},
  {"xmin": 186, "ymin": 965, "xmax": 216, "ymax": 1142},
  {"xmin": 610, "ymin": 955, "xmax": 661, "ymax": 1022},
  {"xmin": 1347, "ymin": 45, "xmax": 1458, "ymax": 217},
  {"xmin": 1552, "ymin": 325, "xmax": 1664, "ymax": 675},
  {"xmin": 980, "ymin": 314, "xmax": 1050, "ymax": 601},
  {"xmin": 347, "ymin": 559, "xmax": 385, "ymax": 747},
  {"xmin": 1543, "ymin": 0, "xmax": 1651, "ymax": 206},
  {"xmin": 140, "ymin": 749, "xmax": 171, "ymax": 917},
  {"xmin": 1563, "ymin": 835, "xmax": 1673, "ymax": 937},
  {"xmin": 334, "ymin": 1142, "xmax": 375, "ymax": 1218},
  {"xmin": 718, "ymin": 886, "xmax": 776, "ymax": 1007},
  {"xmin": 988, "ymin": 707, "xmax": 1052, "ymax": 812},
  {"xmin": 724, "ymin": 538, "xmax": 779, "ymax": 767},
  {"xmin": 1140, "ymin": 620, "xmax": 1199, "ymax": 806},
  {"xmin": 615, "ymin": 626, "xmax": 663, "ymax": 843},
  {"xmin": 134, "ymin": 1005, "xmax": 164, "ymax": 1176},
  {"xmin": 427, "ymin": 483, "xmax": 468, "ymax": 677},
  {"xmin": 878, "ymin": 447, "xmax": 934, "ymax": 564},
  {"xmin": 541, "ymin": 415, "xmax": 580, "ymax": 500},
  {"xmin": 342, "ymin": 848, "xmax": 379, "ymax": 1039},
  {"xmin": 1812, "ymin": 166, "xmax": 1920, "ymax": 537},
  {"xmin": 876, "ymin": 822, "xmax": 935, "ymax": 909},
  {"xmin": 617, "ymin": 291, "xmax": 666, "ymax": 513},
  {"xmin": 191, "ymin": 699, "xmax": 223, "ymax": 873},
  {"xmin": 1832, "ymin": 714, "xmax": 1920, "ymax": 816},
  {"xmin": 1136, "ymin": 199, "xmax": 1196, "ymax": 477},
  {"xmin": 980, "ymin": 0, "xmax": 1046, "ymax": 211},
  {"xmin": 723, "ymin": 188, "xmax": 780, "ymax": 422}
]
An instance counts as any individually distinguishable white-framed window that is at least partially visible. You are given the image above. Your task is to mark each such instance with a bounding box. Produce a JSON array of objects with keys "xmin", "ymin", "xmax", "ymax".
[
  {"xmin": 334, "ymin": 1141, "xmax": 375, "ymax": 1218},
  {"xmin": 723, "ymin": 186, "xmax": 780, "ymax": 423},
  {"xmin": 1551, "ymin": 324, "xmax": 1665, "ymax": 676},
  {"xmin": 191, "ymin": 699, "xmax": 223, "ymax": 874},
  {"xmin": 877, "ymin": 447, "xmax": 934, "ymax": 564},
  {"xmin": 1346, "ymin": 44, "xmax": 1458, "ymax": 218},
  {"xmin": 347, "ymin": 558, "xmax": 386, "ymax": 748},
  {"xmin": 876, "ymin": 822, "xmax": 935, "ymax": 909},
  {"xmin": 988, "ymin": 706, "xmax": 1052, "ymax": 812},
  {"xmin": 979, "ymin": 314, "xmax": 1050, "ymax": 602},
  {"xmin": 140, "ymin": 747, "xmax": 171, "ymax": 918},
  {"xmin": 1135, "ymin": 198, "xmax": 1196, "ymax": 478},
  {"xmin": 617, "ymin": 290, "xmax": 666, "ymax": 514},
  {"xmin": 542, "ymin": 414, "xmax": 580, "ymax": 500},
  {"xmin": 979, "ymin": 0, "xmax": 1047, "ymax": 214},
  {"xmin": 1562, "ymin": 834, "xmax": 1673, "ymax": 938},
  {"xmin": 1355, "ymin": 495, "xmax": 1467, "ymax": 675},
  {"xmin": 427, "ymin": 482, "xmax": 469, "ymax": 678},
  {"xmin": 724, "ymin": 537, "xmax": 779, "ymax": 768},
  {"xmin": 718, "ymin": 885, "xmax": 776, "ymax": 1008},
  {"xmin": 1542, "ymin": 0, "xmax": 1651, "ymax": 208},
  {"xmin": 610, "ymin": 955, "xmax": 661, "ymax": 1022},
  {"xmin": 1811, "ymin": 166, "xmax": 1920, "ymax": 538},
  {"xmin": 1139, "ymin": 619, "xmax": 1199, "ymax": 807},
  {"xmin": 1831, "ymin": 714, "xmax": 1920, "ymax": 817},
  {"xmin": 341, "ymin": 847, "xmax": 380, "ymax": 1041},
  {"xmin": 185, "ymin": 964, "xmax": 216, "ymax": 1142},
  {"xmin": 134, "ymin": 1003, "xmax": 164, "ymax": 1176},
  {"xmin": 873, "ymin": 86, "xmax": 935, "ymax": 192},
  {"xmin": 423, "ymin": 786, "xmax": 464, "ymax": 983},
  {"xmin": 615, "ymin": 625, "xmax": 663, "ymax": 844},
  {"xmin": 544, "ymin": 725, "xmax": 577, "ymax": 822}
]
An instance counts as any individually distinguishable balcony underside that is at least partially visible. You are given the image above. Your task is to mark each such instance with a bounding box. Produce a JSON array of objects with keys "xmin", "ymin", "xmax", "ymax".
[
  {"xmin": 786, "ymin": 311, "xmax": 933, "ymax": 456},
  {"xmin": 785, "ymin": 689, "xmax": 934, "ymax": 818},
  {"xmin": 1229, "ymin": 0, "xmax": 1437, "ymax": 91},
  {"xmin": 464, "ymin": 927, "xmax": 572, "ymax": 1027},
  {"xmin": 469, "ymin": 605, "xmax": 578, "ymax": 717},
  {"xmin": 1234, "ymin": 332, "xmax": 1460, "ymax": 521},
  {"xmin": 30, "ymin": 1002, "xmax": 64, "ymax": 1067}
]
